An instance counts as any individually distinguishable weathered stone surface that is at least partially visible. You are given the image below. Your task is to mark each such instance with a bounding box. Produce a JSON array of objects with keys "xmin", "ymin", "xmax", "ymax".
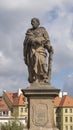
[
  {"xmin": 23, "ymin": 18, "xmax": 54, "ymax": 84},
  {"xmin": 22, "ymin": 18, "xmax": 59, "ymax": 130},
  {"xmin": 22, "ymin": 83, "xmax": 60, "ymax": 130},
  {"xmin": 32, "ymin": 103, "xmax": 48, "ymax": 126},
  {"xmin": 22, "ymin": 82, "xmax": 60, "ymax": 97},
  {"xmin": 30, "ymin": 98, "xmax": 54, "ymax": 128},
  {"xmin": 24, "ymin": 128, "xmax": 58, "ymax": 130}
]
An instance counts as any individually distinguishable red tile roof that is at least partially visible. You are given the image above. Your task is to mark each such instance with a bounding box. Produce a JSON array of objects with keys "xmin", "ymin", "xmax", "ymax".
[
  {"xmin": 4, "ymin": 92, "xmax": 25, "ymax": 106},
  {"xmin": 55, "ymin": 95, "xmax": 73, "ymax": 107},
  {"xmin": 54, "ymin": 96, "xmax": 61, "ymax": 106},
  {"xmin": 59, "ymin": 95, "xmax": 73, "ymax": 107},
  {"xmin": 0, "ymin": 97, "xmax": 9, "ymax": 111},
  {"xmin": 4, "ymin": 92, "xmax": 73, "ymax": 108}
]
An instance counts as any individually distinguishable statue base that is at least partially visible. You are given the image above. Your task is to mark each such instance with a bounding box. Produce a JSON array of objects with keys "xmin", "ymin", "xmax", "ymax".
[{"xmin": 22, "ymin": 82, "xmax": 60, "ymax": 130}]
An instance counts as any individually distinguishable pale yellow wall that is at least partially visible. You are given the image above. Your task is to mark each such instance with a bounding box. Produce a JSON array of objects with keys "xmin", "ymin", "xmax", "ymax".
[
  {"xmin": 54, "ymin": 108, "xmax": 56, "ymax": 126},
  {"xmin": 19, "ymin": 106, "xmax": 28, "ymax": 117},
  {"xmin": 62, "ymin": 108, "xmax": 73, "ymax": 130},
  {"xmin": 54, "ymin": 108, "xmax": 73, "ymax": 130}
]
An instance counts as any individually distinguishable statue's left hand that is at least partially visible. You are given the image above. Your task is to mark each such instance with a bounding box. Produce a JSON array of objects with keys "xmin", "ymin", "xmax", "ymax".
[{"xmin": 50, "ymin": 46, "xmax": 54, "ymax": 54}]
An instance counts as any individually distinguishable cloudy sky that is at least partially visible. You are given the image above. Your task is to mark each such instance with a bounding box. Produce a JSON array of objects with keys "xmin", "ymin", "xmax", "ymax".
[{"xmin": 0, "ymin": 0, "xmax": 73, "ymax": 97}]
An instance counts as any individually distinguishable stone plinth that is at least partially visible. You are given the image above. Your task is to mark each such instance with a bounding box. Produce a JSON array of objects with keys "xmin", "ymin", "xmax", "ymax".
[{"xmin": 22, "ymin": 83, "xmax": 60, "ymax": 130}]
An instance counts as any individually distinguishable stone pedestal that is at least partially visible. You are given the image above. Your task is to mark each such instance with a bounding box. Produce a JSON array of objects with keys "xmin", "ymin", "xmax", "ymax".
[{"xmin": 22, "ymin": 83, "xmax": 60, "ymax": 130}]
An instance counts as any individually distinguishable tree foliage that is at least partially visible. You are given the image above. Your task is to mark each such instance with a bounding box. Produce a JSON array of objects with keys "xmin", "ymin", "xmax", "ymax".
[{"xmin": 1, "ymin": 120, "xmax": 24, "ymax": 130}]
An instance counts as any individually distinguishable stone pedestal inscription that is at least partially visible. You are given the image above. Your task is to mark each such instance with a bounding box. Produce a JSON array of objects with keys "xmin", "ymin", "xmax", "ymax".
[
  {"xmin": 30, "ymin": 97, "xmax": 56, "ymax": 129},
  {"xmin": 22, "ymin": 83, "xmax": 60, "ymax": 130},
  {"xmin": 32, "ymin": 103, "xmax": 48, "ymax": 126}
]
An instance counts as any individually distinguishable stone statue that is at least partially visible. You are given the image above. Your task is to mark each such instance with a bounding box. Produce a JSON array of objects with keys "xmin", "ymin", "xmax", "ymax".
[{"xmin": 23, "ymin": 18, "xmax": 54, "ymax": 83}]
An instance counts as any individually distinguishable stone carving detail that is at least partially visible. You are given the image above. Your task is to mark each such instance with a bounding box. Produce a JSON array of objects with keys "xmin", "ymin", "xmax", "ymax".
[
  {"xmin": 23, "ymin": 18, "xmax": 54, "ymax": 84},
  {"xmin": 32, "ymin": 103, "xmax": 48, "ymax": 126}
]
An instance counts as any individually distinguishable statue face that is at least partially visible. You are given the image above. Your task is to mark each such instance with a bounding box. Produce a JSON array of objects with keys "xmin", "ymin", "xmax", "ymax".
[{"xmin": 31, "ymin": 19, "xmax": 39, "ymax": 29}]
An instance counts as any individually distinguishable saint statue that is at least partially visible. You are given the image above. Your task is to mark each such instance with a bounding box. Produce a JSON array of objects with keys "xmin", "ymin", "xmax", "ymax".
[{"xmin": 23, "ymin": 18, "xmax": 54, "ymax": 83}]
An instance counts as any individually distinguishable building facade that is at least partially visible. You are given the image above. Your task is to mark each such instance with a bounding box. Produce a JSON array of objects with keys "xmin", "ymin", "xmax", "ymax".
[
  {"xmin": 55, "ymin": 94, "xmax": 73, "ymax": 130},
  {"xmin": 0, "ymin": 90, "xmax": 73, "ymax": 130},
  {"xmin": 0, "ymin": 96, "xmax": 11, "ymax": 124},
  {"xmin": 1, "ymin": 89, "xmax": 28, "ymax": 126}
]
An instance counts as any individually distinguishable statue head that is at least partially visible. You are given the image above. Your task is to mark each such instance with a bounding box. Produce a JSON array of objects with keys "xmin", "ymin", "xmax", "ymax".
[{"xmin": 31, "ymin": 18, "xmax": 40, "ymax": 29}]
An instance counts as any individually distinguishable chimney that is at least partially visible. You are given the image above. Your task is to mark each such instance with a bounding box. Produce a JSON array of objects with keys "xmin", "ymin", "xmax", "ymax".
[
  {"xmin": 18, "ymin": 88, "xmax": 22, "ymax": 96},
  {"xmin": 59, "ymin": 91, "xmax": 68, "ymax": 98},
  {"xmin": 59, "ymin": 91, "xmax": 63, "ymax": 98},
  {"xmin": 63, "ymin": 92, "xmax": 68, "ymax": 96}
]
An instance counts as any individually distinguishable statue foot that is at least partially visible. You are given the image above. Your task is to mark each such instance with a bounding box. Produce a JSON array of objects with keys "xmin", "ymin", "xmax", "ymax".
[{"xmin": 43, "ymin": 79, "xmax": 50, "ymax": 84}]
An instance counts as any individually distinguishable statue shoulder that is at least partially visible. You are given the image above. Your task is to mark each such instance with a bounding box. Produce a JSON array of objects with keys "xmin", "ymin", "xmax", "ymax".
[
  {"xmin": 39, "ymin": 27, "xmax": 47, "ymax": 32},
  {"xmin": 39, "ymin": 27, "xmax": 50, "ymax": 39},
  {"xmin": 26, "ymin": 28, "xmax": 33, "ymax": 35},
  {"xmin": 39, "ymin": 26, "xmax": 46, "ymax": 30}
]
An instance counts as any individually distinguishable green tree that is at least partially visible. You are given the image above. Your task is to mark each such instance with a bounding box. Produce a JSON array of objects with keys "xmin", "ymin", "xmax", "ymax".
[
  {"xmin": 1, "ymin": 109, "xmax": 24, "ymax": 130},
  {"xmin": 1, "ymin": 121, "xmax": 24, "ymax": 130}
]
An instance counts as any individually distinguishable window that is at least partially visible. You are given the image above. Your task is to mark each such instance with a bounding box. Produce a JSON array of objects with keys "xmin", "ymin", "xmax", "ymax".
[
  {"xmin": 21, "ymin": 108, "xmax": 23, "ymax": 112},
  {"xmin": 25, "ymin": 107, "xmax": 27, "ymax": 112},
  {"xmin": 56, "ymin": 117, "xmax": 61, "ymax": 122},
  {"xmin": 0, "ymin": 111, "xmax": 2, "ymax": 116},
  {"xmin": 25, "ymin": 97, "xmax": 27, "ymax": 102},
  {"xmin": 24, "ymin": 97, "xmax": 27, "ymax": 102},
  {"xmin": 70, "ymin": 109, "xmax": 72, "ymax": 113},
  {"xmin": 70, "ymin": 126, "xmax": 73, "ymax": 130},
  {"xmin": 65, "ymin": 117, "xmax": 68, "ymax": 122},
  {"xmin": 65, "ymin": 126, "xmax": 68, "ymax": 130},
  {"xmin": 65, "ymin": 109, "xmax": 68, "ymax": 113},
  {"xmin": 11, "ymin": 108, "xmax": 13, "ymax": 113},
  {"xmin": 25, "ymin": 117, "xmax": 28, "ymax": 123},
  {"xmin": 3, "ymin": 111, "xmax": 8, "ymax": 116},
  {"xmin": 70, "ymin": 117, "xmax": 72, "ymax": 122}
]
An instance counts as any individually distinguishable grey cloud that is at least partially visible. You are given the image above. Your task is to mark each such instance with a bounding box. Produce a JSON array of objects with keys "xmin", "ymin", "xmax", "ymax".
[
  {"xmin": 0, "ymin": 74, "xmax": 29, "ymax": 92},
  {"xmin": 63, "ymin": 74, "xmax": 73, "ymax": 97},
  {"xmin": 0, "ymin": 0, "xmax": 63, "ymax": 11},
  {"xmin": 0, "ymin": 0, "xmax": 73, "ymax": 93},
  {"xmin": 62, "ymin": 0, "xmax": 73, "ymax": 13},
  {"xmin": 0, "ymin": 8, "xmax": 36, "ymax": 93}
]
